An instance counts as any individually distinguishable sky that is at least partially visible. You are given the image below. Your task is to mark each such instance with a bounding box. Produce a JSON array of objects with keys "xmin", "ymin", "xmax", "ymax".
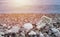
[{"xmin": 0, "ymin": 0, "xmax": 60, "ymax": 13}]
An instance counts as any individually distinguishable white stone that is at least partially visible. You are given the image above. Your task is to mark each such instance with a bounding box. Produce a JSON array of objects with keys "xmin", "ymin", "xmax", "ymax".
[
  {"xmin": 7, "ymin": 25, "xmax": 20, "ymax": 33},
  {"xmin": 0, "ymin": 32, "xmax": 4, "ymax": 35},
  {"xmin": 39, "ymin": 32, "xmax": 45, "ymax": 37},
  {"xmin": 51, "ymin": 28, "xmax": 60, "ymax": 37},
  {"xmin": 23, "ymin": 23, "xmax": 33, "ymax": 30},
  {"xmin": 28, "ymin": 31, "xmax": 36, "ymax": 35}
]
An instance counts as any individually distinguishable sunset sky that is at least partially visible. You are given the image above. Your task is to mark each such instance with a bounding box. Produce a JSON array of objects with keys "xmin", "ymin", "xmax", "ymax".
[{"xmin": 0, "ymin": 0, "xmax": 60, "ymax": 13}]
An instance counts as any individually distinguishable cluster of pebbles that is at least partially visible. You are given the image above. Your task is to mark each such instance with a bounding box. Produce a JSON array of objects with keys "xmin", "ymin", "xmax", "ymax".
[{"xmin": 0, "ymin": 15, "xmax": 60, "ymax": 37}]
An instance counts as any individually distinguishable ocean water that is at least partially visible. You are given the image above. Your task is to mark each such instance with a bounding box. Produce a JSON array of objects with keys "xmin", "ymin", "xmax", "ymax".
[
  {"xmin": 0, "ymin": 5, "xmax": 60, "ymax": 14},
  {"xmin": 42, "ymin": 5, "xmax": 60, "ymax": 14}
]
